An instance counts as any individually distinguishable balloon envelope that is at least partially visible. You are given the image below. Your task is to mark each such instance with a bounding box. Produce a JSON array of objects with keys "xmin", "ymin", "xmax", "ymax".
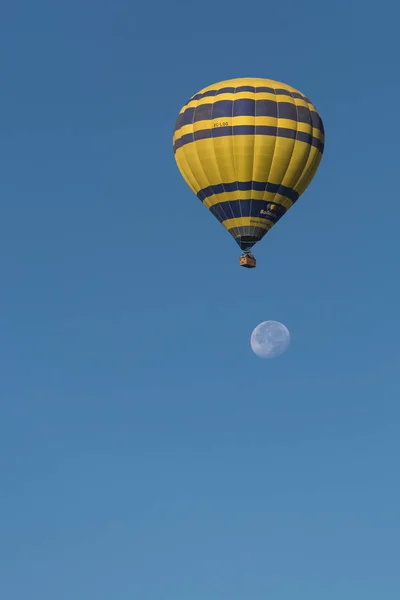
[{"xmin": 173, "ymin": 77, "xmax": 324, "ymax": 251}]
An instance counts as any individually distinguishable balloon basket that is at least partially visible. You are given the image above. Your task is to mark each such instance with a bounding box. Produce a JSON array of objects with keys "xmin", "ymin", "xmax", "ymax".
[{"xmin": 239, "ymin": 253, "xmax": 256, "ymax": 269}]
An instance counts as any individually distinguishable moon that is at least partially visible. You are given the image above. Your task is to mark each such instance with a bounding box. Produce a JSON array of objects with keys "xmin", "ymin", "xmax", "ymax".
[{"xmin": 250, "ymin": 320, "xmax": 290, "ymax": 359}]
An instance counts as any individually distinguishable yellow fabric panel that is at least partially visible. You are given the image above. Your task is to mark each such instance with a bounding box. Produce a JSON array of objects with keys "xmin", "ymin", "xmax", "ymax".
[
  {"xmin": 264, "ymin": 137, "xmax": 295, "ymax": 188},
  {"xmin": 233, "ymin": 129, "xmax": 255, "ymax": 182},
  {"xmin": 174, "ymin": 148, "xmax": 201, "ymax": 195},
  {"xmin": 210, "ymin": 137, "xmax": 236, "ymax": 185},
  {"xmin": 278, "ymin": 140, "xmax": 312, "ymax": 192},
  {"xmin": 212, "ymin": 134, "xmax": 272, "ymax": 182},
  {"xmin": 295, "ymin": 148, "xmax": 323, "ymax": 196},
  {"xmin": 174, "ymin": 132, "xmax": 320, "ymax": 198},
  {"xmin": 222, "ymin": 217, "xmax": 273, "ymax": 231},
  {"xmin": 196, "ymin": 77, "xmax": 291, "ymax": 89},
  {"xmin": 177, "ymin": 141, "xmax": 213, "ymax": 192},
  {"xmin": 251, "ymin": 131, "xmax": 277, "ymax": 185}
]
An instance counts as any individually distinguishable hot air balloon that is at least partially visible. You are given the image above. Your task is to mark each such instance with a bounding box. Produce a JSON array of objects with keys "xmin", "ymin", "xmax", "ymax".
[{"xmin": 173, "ymin": 77, "xmax": 324, "ymax": 268}]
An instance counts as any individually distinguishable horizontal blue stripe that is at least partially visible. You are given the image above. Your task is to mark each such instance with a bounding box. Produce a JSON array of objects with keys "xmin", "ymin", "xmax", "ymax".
[
  {"xmin": 190, "ymin": 86, "xmax": 310, "ymax": 102},
  {"xmin": 209, "ymin": 199, "xmax": 287, "ymax": 223},
  {"xmin": 175, "ymin": 100, "xmax": 324, "ymax": 135},
  {"xmin": 174, "ymin": 125, "xmax": 324, "ymax": 153},
  {"xmin": 197, "ymin": 181, "xmax": 299, "ymax": 203}
]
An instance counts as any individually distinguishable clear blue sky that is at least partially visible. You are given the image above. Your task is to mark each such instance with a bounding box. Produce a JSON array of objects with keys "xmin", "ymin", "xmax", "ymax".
[{"xmin": 0, "ymin": 1, "xmax": 399, "ymax": 598}]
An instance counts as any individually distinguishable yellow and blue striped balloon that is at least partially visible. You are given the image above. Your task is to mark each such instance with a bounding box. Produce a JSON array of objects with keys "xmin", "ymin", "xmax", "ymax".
[{"xmin": 173, "ymin": 77, "xmax": 324, "ymax": 252}]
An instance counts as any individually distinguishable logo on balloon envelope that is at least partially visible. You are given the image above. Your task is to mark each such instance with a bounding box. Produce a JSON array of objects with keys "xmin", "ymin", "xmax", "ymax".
[{"xmin": 260, "ymin": 204, "xmax": 284, "ymax": 220}]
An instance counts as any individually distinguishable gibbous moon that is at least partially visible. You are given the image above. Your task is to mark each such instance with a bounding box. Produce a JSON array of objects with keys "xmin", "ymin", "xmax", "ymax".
[{"xmin": 250, "ymin": 320, "xmax": 290, "ymax": 359}]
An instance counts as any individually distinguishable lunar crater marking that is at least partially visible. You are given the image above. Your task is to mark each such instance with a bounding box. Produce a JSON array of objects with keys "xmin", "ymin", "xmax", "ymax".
[{"xmin": 250, "ymin": 320, "xmax": 290, "ymax": 359}]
